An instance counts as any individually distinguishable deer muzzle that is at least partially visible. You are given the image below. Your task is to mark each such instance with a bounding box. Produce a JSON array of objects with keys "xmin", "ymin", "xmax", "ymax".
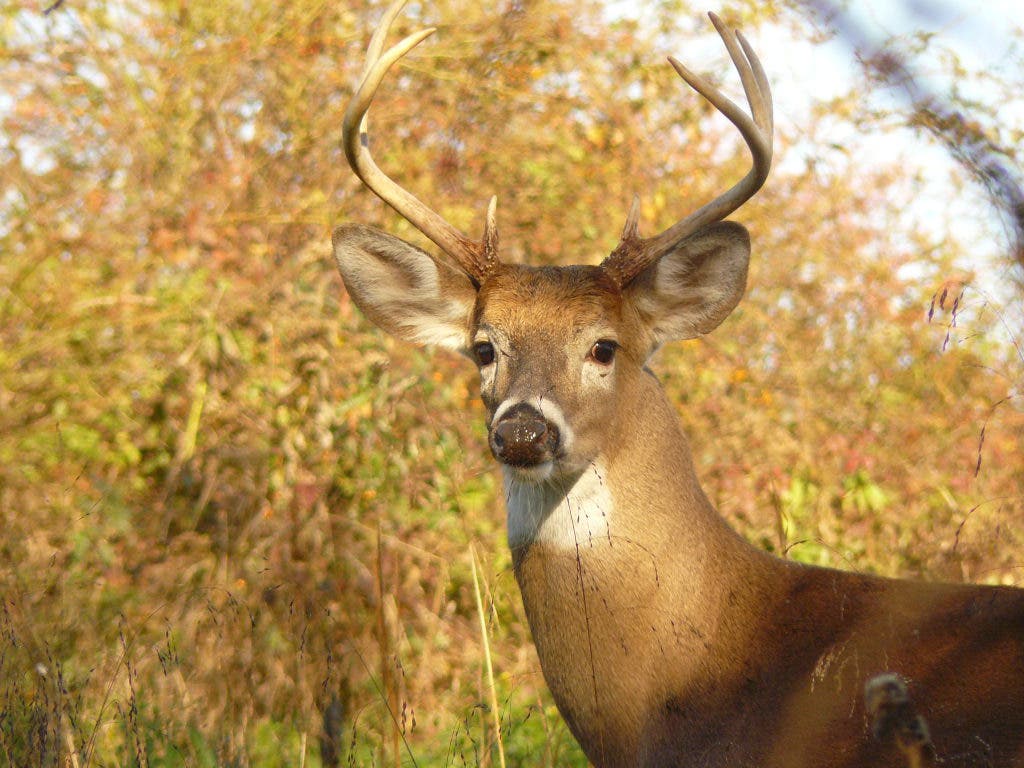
[{"xmin": 489, "ymin": 403, "xmax": 561, "ymax": 468}]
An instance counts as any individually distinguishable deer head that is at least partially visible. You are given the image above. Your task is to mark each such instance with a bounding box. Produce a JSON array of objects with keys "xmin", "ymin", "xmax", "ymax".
[{"xmin": 334, "ymin": 0, "xmax": 772, "ymax": 490}]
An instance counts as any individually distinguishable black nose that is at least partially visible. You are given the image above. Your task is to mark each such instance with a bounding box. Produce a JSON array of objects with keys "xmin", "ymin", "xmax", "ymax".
[{"xmin": 489, "ymin": 404, "xmax": 560, "ymax": 467}]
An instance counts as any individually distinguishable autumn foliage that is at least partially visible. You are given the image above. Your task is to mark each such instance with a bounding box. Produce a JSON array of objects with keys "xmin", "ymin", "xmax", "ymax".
[{"xmin": 1, "ymin": 0, "xmax": 1021, "ymax": 765}]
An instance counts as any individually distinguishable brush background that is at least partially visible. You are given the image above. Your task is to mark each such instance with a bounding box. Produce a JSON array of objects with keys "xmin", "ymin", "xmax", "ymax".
[{"xmin": 2, "ymin": 0, "xmax": 1022, "ymax": 765}]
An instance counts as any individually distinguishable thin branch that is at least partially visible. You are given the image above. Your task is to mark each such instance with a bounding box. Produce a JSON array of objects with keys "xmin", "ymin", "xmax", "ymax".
[{"xmin": 801, "ymin": 0, "xmax": 1024, "ymax": 273}]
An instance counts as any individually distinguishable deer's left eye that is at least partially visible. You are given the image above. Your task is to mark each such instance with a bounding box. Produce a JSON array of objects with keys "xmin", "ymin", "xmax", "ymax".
[
  {"xmin": 589, "ymin": 340, "xmax": 617, "ymax": 365},
  {"xmin": 474, "ymin": 341, "xmax": 496, "ymax": 366}
]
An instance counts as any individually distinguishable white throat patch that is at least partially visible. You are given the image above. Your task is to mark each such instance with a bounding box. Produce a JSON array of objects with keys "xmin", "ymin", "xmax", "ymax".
[{"xmin": 503, "ymin": 461, "xmax": 613, "ymax": 551}]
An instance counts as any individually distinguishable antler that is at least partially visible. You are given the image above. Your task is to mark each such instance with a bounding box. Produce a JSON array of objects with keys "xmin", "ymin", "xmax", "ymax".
[
  {"xmin": 343, "ymin": 0, "xmax": 499, "ymax": 284},
  {"xmin": 602, "ymin": 12, "xmax": 773, "ymax": 288}
]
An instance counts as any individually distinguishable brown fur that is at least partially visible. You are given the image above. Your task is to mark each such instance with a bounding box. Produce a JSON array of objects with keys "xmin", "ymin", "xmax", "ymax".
[{"xmin": 511, "ymin": 359, "xmax": 1024, "ymax": 767}]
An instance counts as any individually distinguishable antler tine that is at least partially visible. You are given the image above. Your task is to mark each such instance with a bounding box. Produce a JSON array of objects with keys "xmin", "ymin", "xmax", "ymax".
[
  {"xmin": 737, "ymin": 28, "xmax": 773, "ymax": 138},
  {"xmin": 603, "ymin": 13, "xmax": 773, "ymax": 288},
  {"xmin": 343, "ymin": 0, "xmax": 499, "ymax": 284}
]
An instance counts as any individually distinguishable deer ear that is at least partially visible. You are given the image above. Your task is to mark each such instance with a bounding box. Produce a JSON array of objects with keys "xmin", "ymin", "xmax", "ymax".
[
  {"xmin": 333, "ymin": 224, "xmax": 477, "ymax": 351},
  {"xmin": 625, "ymin": 221, "xmax": 750, "ymax": 347}
]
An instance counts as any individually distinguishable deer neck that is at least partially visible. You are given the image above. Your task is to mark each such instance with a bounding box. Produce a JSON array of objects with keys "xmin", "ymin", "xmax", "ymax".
[
  {"xmin": 504, "ymin": 367, "xmax": 755, "ymax": 572},
  {"xmin": 504, "ymin": 369, "xmax": 780, "ymax": 764}
]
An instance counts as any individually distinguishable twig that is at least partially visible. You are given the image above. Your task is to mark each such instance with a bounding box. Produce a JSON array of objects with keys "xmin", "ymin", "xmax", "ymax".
[
  {"xmin": 374, "ymin": 526, "xmax": 401, "ymax": 768},
  {"xmin": 470, "ymin": 545, "xmax": 506, "ymax": 768}
]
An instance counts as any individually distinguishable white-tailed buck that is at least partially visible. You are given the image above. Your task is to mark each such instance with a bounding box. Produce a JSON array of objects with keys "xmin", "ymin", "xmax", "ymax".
[{"xmin": 333, "ymin": 3, "xmax": 1024, "ymax": 766}]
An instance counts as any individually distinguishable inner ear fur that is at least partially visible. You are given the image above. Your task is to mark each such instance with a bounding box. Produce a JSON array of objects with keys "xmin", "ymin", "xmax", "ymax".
[
  {"xmin": 624, "ymin": 221, "xmax": 750, "ymax": 346},
  {"xmin": 332, "ymin": 224, "xmax": 478, "ymax": 351}
]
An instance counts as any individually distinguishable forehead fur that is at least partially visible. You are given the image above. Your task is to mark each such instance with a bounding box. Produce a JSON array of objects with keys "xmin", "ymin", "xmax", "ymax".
[{"xmin": 474, "ymin": 264, "xmax": 623, "ymax": 335}]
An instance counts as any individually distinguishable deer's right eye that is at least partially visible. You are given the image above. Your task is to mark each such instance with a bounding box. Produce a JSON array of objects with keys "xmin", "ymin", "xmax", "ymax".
[
  {"xmin": 589, "ymin": 339, "xmax": 618, "ymax": 365},
  {"xmin": 474, "ymin": 341, "xmax": 495, "ymax": 367}
]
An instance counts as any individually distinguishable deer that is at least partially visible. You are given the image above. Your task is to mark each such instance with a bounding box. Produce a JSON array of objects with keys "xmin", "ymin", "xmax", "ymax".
[{"xmin": 332, "ymin": 2, "xmax": 1024, "ymax": 766}]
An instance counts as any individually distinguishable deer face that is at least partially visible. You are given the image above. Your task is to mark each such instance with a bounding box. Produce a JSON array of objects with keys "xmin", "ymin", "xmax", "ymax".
[
  {"xmin": 334, "ymin": 222, "xmax": 751, "ymax": 486},
  {"xmin": 470, "ymin": 264, "xmax": 634, "ymax": 482}
]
